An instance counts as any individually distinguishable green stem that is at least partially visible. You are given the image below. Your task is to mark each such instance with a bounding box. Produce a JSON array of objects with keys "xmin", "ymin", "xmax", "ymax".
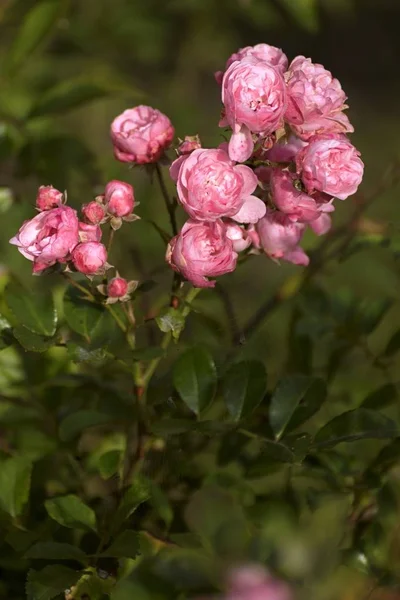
[{"xmin": 155, "ymin": 163, "xmax": 178, "ymax": 236}]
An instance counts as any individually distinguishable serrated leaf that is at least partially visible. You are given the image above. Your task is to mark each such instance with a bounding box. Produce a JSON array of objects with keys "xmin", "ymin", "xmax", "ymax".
[
  {"xmin": 14, "ymin": 325, "xmax": 57, "ymax": 352},
  {"xmin": 45, "ymin": 495, "xmax": 96, "ymax": 532},
  {"xmin": 25, "ymin": 542, "xmax": 87, "ymax": 564},
  {"xmin": 362, "ymin": 383, "xmax": 397, "ymax": 409},
  {"xmin": 269, "ymin": 374, "xmax": 318, "ymax": 440},
  {"xmin": 314, "ymin": 409, "xmax": 398, "ymax": 448},
  {"xmin": 101, "ymin": 530, "xmax": 140, "ymax": 559},
  {"xmin": 7, "ymin": 0, "xmax": 65, "ymax": 73},
  {"xmin": 222, "ymin": 360, "xmax": 267, "ymax": 422},
  {"xmin": 63, "ymin": 285, "xmax": 105, "ymax": 341},
  {"xmin": 5, "ymin": 281, "xmax": 57, "ymax": 336},
  {"xmin": 26, "ymin": 565, "xmax": 79, "ymax": 600},
  {"xmin": 0, "ymin": 457, "xmax": 32, "ymax": 518},
  {"xmin": 173, "ymin": 347, "xmax": 217, "ymax": 416},
  {"xmin": 111, "ymin": 478, "xmax": 150, "ymax": 535},
  {"xmin": 59, "ymin": 410, "xmax": 111, "ymax": 441},
  {"xmin": 156, "ymin": 308, "xmax": 185, "ymax": 341},
  {"xmin": 29, "ymin": 80, "xmax": 109, "ymax": 118}
]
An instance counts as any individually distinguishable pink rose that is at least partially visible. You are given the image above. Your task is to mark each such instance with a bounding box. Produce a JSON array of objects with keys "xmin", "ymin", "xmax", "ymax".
[
  {"xmin": 177, "ymin": 135, "xmax": 201, "ymax": 155},
  {"xmin": 256, "ymin": 208, "xmax": 309, "ymax": 265},
  {"xmin": 265, "ymin": 135, "xmax": 307, "ymax": 163},
  {"xmin": 215, "ymin": 43, "xmax": 288, "ymax": 84},
  {"xmin": 36, "ymin": 185, "xmax": 63, "ymax": 211},
  {"xmin": 71, "ymin": 242, "xmax": 108, "ymax": 275},
  {"xmin": 175, "ymin": 146, "xmax": 265, "ymax": 224},
  {"xmin": 78, "ymin": 222, "xmax": 102, "ymax": 243},
  {"xmin": 104, "ymin": 180, "xmax": 135, "ymax": 217},
  {"xmin": 285, "ymin": 56, "xmax": 353, "ymax": 140},
  {"xmin": 309, "ymin": 212, "xmax": 332, "ymax": 235},
  {"xmin": 110, "ymin": 105, "xmax": 174, "ymax": 164},
  {"xmin": 225, "ymin": 223, "xmax": 252, "ymax": 252},
  {"xmin": 166, "ymin": 220, "xmax": 238, "ymax": 288},
  {"xmin": 10, "ymin": 206, "xmax": 79, "ymax": 273},
  {"xmin": 296, "ymin": 134, "xmax": 364, "ymax": 200},
  {"xmin": 107, "ymin": 277, "xmax": 128, "ymax": 298},
  {"xmin": 82, "ymin": 200, "xmax": 106, "ymax": 225},
  {"xmin": 227, "ymin": 566, "xmax": 292, "ymax": 600},
  {"xmin": 270, "ymin": 168, "xmax": 321, "ymax": 223},
  {"xmin": 221, "ymin": 57, "xmax": 287, "ymax": 162}
]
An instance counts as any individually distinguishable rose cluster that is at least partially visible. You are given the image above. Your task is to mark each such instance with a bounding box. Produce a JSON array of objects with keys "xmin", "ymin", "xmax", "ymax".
[
  {"xmin": 165, "ymin": 43, "xmax": 364, "ymax": 287},
  {"xmin": 10, "ymin": 181, "xmax": 137, "ymax": 303}
]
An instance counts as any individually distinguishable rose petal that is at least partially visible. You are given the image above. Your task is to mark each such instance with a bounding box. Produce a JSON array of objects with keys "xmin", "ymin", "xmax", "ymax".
[
  {"xmin": 232, "ymin": 195, "xmax": 266, "ymax": 224},
  {"xmin": 228, "ymin": 126, "xmax": 254, "ymax": 163}
]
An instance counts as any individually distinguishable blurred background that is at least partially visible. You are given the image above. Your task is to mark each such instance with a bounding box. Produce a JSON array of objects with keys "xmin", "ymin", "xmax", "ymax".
[{"xmin": 1, "ymin": 0, "xmax": 400, "ymax": 395}]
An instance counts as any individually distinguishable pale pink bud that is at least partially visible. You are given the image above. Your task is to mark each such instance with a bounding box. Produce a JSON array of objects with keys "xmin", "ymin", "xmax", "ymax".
[
  {"xmin": 177, "ymin": 135, "xmax": 201, "ymax": 155},
  {"xmin": 36, "ymin": 185, "xmax": 63, "ymax": 211},
  {"xmin": 82, "ymin": 200, "xmax": 106, "ymax": 225},
  {"xmin": 175, "ymin": 146, "xmax": 265, "ymax": 224},
  {"xmin": 71, "ymin": 242, "xmax": 108, "ymax": 275},
  {"xmin": 10, "ymin": 206, "xmax": 79, "ymax": 273},
  {"xmin": 221, "ymin": 57, "xmax": 287, "ymax": 162},
  {"xmin": 78, "ymin": 222, "xmax": 102, "ymax": 242},
  {"xmin": 285, "ymin": 56, "xmax": 353, "ymax": 140},
  {"xmin": 215, "ymin": 43, "xmax": 288, "ymax": 84},
  {"xmin": 225, "ymin": 223, "xmax": 252, "ymax": 252},
  {"xmin": 227, "ymin": 566, "xmax": 292, "ymax": 600},
  {"xmin": 166, "ymin": 220, "xmax": 238, "ymax": 288},
  {"xmin": 107, "ymin": 277, "xmax": 128, "ymax": 298},
  {"xmin": 256, "ymin": 208, "xmax": 309, "ymax": 266},
  {"xmin": 309, "ymin": 212, "xmax": 332, "ymax": 235},
  {"xmin": 270, "ymin": 168, "xmax": 320, "ymax": 223},
  {"xmin": 104, "ymin": 180, "xmax": 135, "ymax": 217},
  {"xmin": 296, "ymin": 134, "xmax": 364, "ymax": 200},
  {"xmin": 110, "ymin": 105, "xmax": 174, "ymax": 164}
]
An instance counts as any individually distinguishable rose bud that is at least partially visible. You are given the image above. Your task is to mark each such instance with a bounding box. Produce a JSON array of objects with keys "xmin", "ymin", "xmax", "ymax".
[
  {"xmin": 166, "ymin": 219, "xmax": 238, "ymax": 288},
  {"xmin": 215, "ymin": 43, "xmax": 288, "ymax": 85},
  {"xmin": 225, "ymin": 222, "xmax": 252, "ymax": 252},
  {"xmin": 10, "ymin": 206, "xmax": 79, "ymax": 273},
  {"xmin": 296, "ymin": 134, "xmax": 364, "ymax": 200},
  {"xmin": 100, "ymin": 277, "xmax": 138, "ymax": 304},
  {"xmin": 175, "ymin": 146, "xmax": 265, "ymax": 224},
  {"xmin": 82, "ymin": 200, "xmax": 106, "ymax": 225},
  {"xmin": 104, "ymin": 180, "xmax": 135, "ymax": 218},
  {"xmin": 71, "ymin": 242, "xmax": 108, "ymax": 275},
  {"xmin": 177, "ymin": 135, "xmax": 201, "ymax": 155},
  {"xmin": 36, "ymin": 185, "xmax": 63, "ymax": 211},
  {"xmin": 256, "ymin": 208, "xmax": 309, "ymax": 266},
  {"xmin": 285, "ymin": 56, "xmax": 353, "ymax": 140},
  {"xmin": 220, "ymin": 57, "xmax": 287, "ymax": 162},
  {"xmin": 110, "ymin": 105, "xmax": 174, "ymax": 164},
  {"xmin": 78, "ymin": 222, "xmax": 102, "ymax": 243},
  {"xmin": 270, "ymin": 168, "xmax": 321, "ymax": 223}
]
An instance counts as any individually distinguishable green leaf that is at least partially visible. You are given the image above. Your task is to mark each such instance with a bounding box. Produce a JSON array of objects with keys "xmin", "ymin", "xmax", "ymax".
[
  {"xmin": 222, "ymin": 360, "xmax": 267, "ymax": 421},
  {"xmin": 147, "ymin": 479, "xmax": 173, "ymax": 526},
  {"xmin": 63, "ymin": 285, "xmax": 105, "ymax": 340},
  {"xmin": 383, "ymin": 329, "xmax": 400, "ymax": 357},
  {"xmin": 284, "ymin": 378, "xmax": 327, "ymax": 432},
  {"xmin": 0, "ymin": 457, "xmax": 32, "ymax": 517},
  {"xmin": 314, "ymin": 409, "xmax": 398, "ymax": 448},
  {"xmin": 173, "ymin": 347, "xmax": 217, "ymax": 416},
  {"xmin": 362, "ymin": 383, "xmax": 398, "ymax": 409},
  {"xmin": 5, "ymin": 281, "xmax": 57, "ymax": 336},
  {"xmin": 359, "ymin": 298, "xmax": 392, "ymax": 334},
  {"xmin": 7, "ymin": 0, "xmax": 65, "ymax": 73},
  {"xmin": 156, "ymin": 308, "xmax": 185, "ymax": 341},
  {"xmin": 25, "ymin": 542, "xmax": 87, "ymax": 564},
  {"xmin": 111, "ymin": 581, "xmax": 151, "ymax": 600},
  {"xmin": 59, "ymin": 410, "xmax": 111, "ymax": 441},
  {"xmin": 13, "ymin": 325, "xmax": 57, "ymax": 352},
  {"xmin": 101, "ymin": 530, "xmax": 140, "ymax": 559},
  {"xmin": 0, "ymin": 315, "xmax": 13, "ymax": 350},
  {"xmin": 367, "ymin": 439, "xmax": 400, "ymax": 474},
  {"xmin": 26, "ymin": 565, "xmax": 79, "ymax": 600},
  {"xmin": 45, "ymin": 495, "xmax": 96, "ymax": 532},
  {"xmin": 29, "ymin": 80, "xmax": 109, "ymax": 118},
  {"xmin": 150, "ymin": 419, "xmax": 196, "ymax": 435},
  {"xmin": 269, "ymin": 374, "xmax": 319, "ymax": 440},
  {"xmin": 111, "ymin": 478, "xmax": 150, "ymax": 535},
  {"xmin": 98, "ymin": 450, "xmax": 122, "ymax": 479},
  {"xmin": 67, "ymin": 343, "xmax": 108, "ymax": 365}
]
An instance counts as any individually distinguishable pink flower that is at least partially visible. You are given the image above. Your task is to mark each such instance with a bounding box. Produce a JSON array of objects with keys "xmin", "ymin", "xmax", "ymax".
[
  {"xmin": 36, "ymin": 185, "xmax": 63, "ymax": 211},
  {"xmin": 71, "ymin": 242, "xmax": 108, "ymax": 275},
  {"xmin": 265, "ymin": 135, "xmax": 307, "ymax": 163},
  {"xmin": 78, "ymin": 222, "xmax": 102, "ymax": 242},
  {"xmin": 227, "ymin": 566, "xmax": 292, "ymax": 600},
  {"xmin": 270, "ymin": 168, "xmax": 321, "ymax": 223},
  {"xmin": 110, "ymin": 105, "xmax": 174, "ymax": 164},
  {"xmin": 166, "ymin": 220, "xmax": 238, "ymax": 288},
  {"xmin": 177, "ymin": 135, "xmax": 201, "ymax": 155},
  {"xmin": 175, "ymin": 146, "xmax": 265, "ymax": 224},
  {"xmin": 256, "ymin": 209, "xmax": 309, "ymax": 265},
  {"xmin": 82, "ymin": 200, "xmax": 106, "ymax": 225},
  {"xmin": 10, "ymin": 206, "xmax": 79, "ymax": 273},
  {"xmin": 296, "ymin": 134, "xmax": 364, "ymax": 200},
  {"xmin": 104, "ymin": 180, "xmax": 135, "ymax": 217},
  {"xmin": 225, "ymin": 223, "xmax": 252, "ymax": 252},
  {"xmin": 215, "ymin": 43, "xmax": 288, "ymax": 84},
  {"xmin": 285, "ymin": 56, "xmax": 353, "ymax": 140},
  {"xmin": 309, "ymin": 212, "xmax": 332, "ymax": 235},
  {"xmin": 107, "ymin": 277, "xmax": 128, "ymax": 298},
  {"xmin": 221, "ymin": 57, "xmax": 286, "ymax": 162}
]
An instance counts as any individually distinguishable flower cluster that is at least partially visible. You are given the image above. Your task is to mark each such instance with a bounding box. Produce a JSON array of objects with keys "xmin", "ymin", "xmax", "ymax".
[{"xmin": 165, "ymin": 43, "xmax": 363, "ymax": 286}]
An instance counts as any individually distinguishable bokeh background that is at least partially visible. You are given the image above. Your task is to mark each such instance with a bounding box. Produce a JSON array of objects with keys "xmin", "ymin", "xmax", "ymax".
[{"xmin": 1, "ymin": 0, "xmax": 400, "ymax": 401}]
